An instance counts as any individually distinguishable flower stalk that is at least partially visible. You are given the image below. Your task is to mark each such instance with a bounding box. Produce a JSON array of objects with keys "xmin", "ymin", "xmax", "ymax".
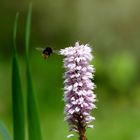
[{"xmin": 60, "ymin": 42, "xmax": 96, "ymax": 140}]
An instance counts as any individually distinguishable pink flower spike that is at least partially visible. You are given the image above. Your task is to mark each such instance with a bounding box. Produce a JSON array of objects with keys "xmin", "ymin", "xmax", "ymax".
[{"xmin": 60, "ymin": 42, "xmax": 96, "ymax": 140}]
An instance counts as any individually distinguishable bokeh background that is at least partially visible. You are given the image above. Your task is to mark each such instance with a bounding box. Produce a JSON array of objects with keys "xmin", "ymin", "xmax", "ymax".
[{"xmin": 0, "ymin": 0, "xmax": 140, "ymax": 140}]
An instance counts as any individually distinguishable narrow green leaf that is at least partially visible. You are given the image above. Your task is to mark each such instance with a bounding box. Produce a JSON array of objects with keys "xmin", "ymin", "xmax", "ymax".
[
  {"xmin": 25, "ymin": 3, "xmax": 32, "ymax": 55},
  {"xmin": 12, "ymin": 13, "xmax": 25, "ymax": 140},
  {"xmin": 25, "ymin": 3, "xmax": 42, "ymax": 140},
  {"xmin": 13, "ymin": 13, "xmax": 19, "ymax": 53}
]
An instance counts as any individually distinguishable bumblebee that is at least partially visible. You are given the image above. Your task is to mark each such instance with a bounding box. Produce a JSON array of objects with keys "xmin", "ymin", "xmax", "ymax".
[{"xmin": 36, "ymin": 47, "xmax": 58, "ymax": 59}]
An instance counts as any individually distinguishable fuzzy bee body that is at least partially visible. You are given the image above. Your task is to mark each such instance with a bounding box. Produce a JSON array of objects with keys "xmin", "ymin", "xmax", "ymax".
[
  {"xmin": 42, "ymin": 47, "xmax": 53, "ymax": 59},
  {"xmin": 36, "ymin": 47, "xmax": 59, "ymax": 59}
]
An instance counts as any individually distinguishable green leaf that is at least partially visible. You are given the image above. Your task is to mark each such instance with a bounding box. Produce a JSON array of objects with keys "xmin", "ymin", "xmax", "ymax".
[
  {"xmin": 12, "ymin": 13, "xmax": 25, "ymax": 140},
  {"xmin": 25, "ymin": 3, "xmax": 42, "ymax": 140},
  {"xmin": 25, "ymin": 3, "xmax": 32, "ymax": 55}
]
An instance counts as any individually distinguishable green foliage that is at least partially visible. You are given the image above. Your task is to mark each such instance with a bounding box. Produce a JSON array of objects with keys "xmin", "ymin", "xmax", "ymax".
[
  {"xmin": 12, "ymin": 13, "xmax": 25, "ymax": 140},
  {"xmin": 25, "ymin": 3, "xmax": 42, "ymax": 140},
  {"xmin": 108, "ymin": 53, "xmax": 137, "ymax": 93}
]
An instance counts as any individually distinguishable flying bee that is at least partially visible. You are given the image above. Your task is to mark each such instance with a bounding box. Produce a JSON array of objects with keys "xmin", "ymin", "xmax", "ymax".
[{"xmin": 36, "ymin": 47, "xmax": 59, "ymax": 59}]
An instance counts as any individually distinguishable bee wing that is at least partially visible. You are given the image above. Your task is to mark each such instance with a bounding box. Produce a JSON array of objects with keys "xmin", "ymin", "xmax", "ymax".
[
  {"xmin": 53, "ymin": 50, "xmax": 60, "ymax": 55},
  {"xmin": 36, "ymin": 47, "xmax": 44, "ymax": 52},
  {"xmin": 36, "ymin": 47, "xmax": 60, "ymax": 55}
]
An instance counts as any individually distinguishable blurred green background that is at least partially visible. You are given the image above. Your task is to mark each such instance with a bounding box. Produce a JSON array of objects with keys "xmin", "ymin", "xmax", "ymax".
[{"xmin": 0, "ymin": 0, "xmax": 140, "ymax": 140}]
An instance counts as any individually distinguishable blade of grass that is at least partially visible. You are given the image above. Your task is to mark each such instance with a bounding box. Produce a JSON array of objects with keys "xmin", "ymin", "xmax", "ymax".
[
  {"xmin": 25, "ymin": 3, "xmax": 32, "ymax": 55},
  {"xmin": 12, "ymin": 13, "xmax": 25, "ymax": 140},
  {"xmin": 25, "ymin": 3, "xmax": 42, "ymax": 140}
]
